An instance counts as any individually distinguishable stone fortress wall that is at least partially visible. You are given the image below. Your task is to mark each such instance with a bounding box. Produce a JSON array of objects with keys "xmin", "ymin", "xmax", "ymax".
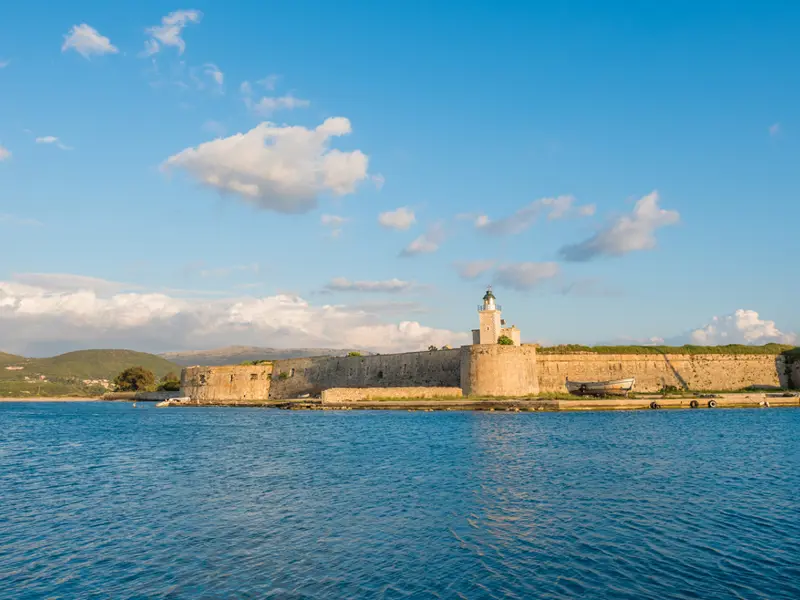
[
  {"xmin": 267, "ymin": 349, "xmax": 462, "ymax": 400},
  {"xmin": 181, "ymin": 364, "xmax": 273, "ymax": 403},
  {"xmin": 179, "ymin": 346, "xmax": 797, "ymax": 403},
  {"xmin": 536, "ymin": 352, "xmax": 793, "ymax": 393}
]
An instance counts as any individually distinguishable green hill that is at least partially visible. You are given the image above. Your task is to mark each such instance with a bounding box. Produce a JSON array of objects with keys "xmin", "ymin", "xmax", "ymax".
[
  {"xmin": 0, "ymin": 352, "xmax": 24, "ymax": 367},
  {"xmin": 0, "ymin": 349, "xmax": 180, "ymax": 398}
]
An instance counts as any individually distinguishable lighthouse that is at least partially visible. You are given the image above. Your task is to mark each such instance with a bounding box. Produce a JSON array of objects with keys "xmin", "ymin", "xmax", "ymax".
[{"xmin": 471, "ymin": 287, "xmax": 521, "ymax": 345}]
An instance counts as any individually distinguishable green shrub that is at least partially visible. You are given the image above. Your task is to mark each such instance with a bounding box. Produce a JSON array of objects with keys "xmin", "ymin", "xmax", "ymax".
[
  {"xmin": 497, "ymin": 335, "xmax": 514, "ymax": 345},
  {"xmin": 113, "ymin": 366, "xmax": 156, "ymax": 392},
  {"xmin": 347, "ymin": 351, "xmax": 362, "ymax": 357}
]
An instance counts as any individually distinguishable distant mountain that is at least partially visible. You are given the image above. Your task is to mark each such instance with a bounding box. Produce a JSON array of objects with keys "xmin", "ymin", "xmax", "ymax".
[
  {"xmin": 161, "ymin": 345, "xmax": 371, "ymax": 366},
  {"xmin": 0, "ymin": 349, "xmax": 180, "ymax": 397}
]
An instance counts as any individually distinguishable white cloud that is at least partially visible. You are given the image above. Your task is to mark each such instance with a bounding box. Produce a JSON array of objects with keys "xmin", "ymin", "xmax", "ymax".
[
  {"xmin": 493, "ymin": 262, "xmax": 559, "ymax": 291},
  {"xmin": 258, "ymin": 74, "xmax": 280, "ymax": 90},
  {"xmin": 240, "ymin": 81, "xmax": 253, "ymax": 95},
  {"xmin": 321, "ymin": 214, "xmax": 348, "ymax": 238},
  {"xmin": 321, "ymin": 214, "xmax": 348, "ymax": 227},
  {"xmin": 400, "ymin": 223, "xmax": 444, "ymax": 256},
  {"xmin": 203, "ymin": 63, "xmax": 224, "ymax": 86},
  {"xmin": 0, "ymin": 59, "xmax": 10, "ymax": 68},
  {"xmin": 0, "ymin": 214, "xmax": 43, "ymax": 227},
  {"xmin": 11, "ymin": 273, "xmax": 134, "ymax": 294},
  {"xmin": 162, "ymin": 117, "xmax": 370, "ymax": 214},
  {"xmin": 0, "ymin": 277, "xmax": 467, "ymax": 355},
  {"xmin": 0, "ymin": 145, "xmax": 10, "ymax": 161},
  {"xmin": 454, "ymin": 260, "xmax": 495, "ymax": 281},
  {"xmin": 245, "ymin": 94, "xmax": 310, "ymax": 116},
  {"xmin": 560, "ymin": 191, "xmax": 679, "ymax": 261},
  {"xmin": 35, "ymin": 136, "xmax": 72, "ymax": 151},
  {"xmin": 475, "ymin": 195, "xmax": 593, "ymax": 235},
  {"xmin": 324, "ymin": 278, "xmax": 413, "ymax": 293},
  {"xmin": 769, "ymin": 123, "xmax": 781, "ymax": 137},
  {"xmin": 379, "ymin": 207, "xmax": 415, "ymax": 230},
  {"xmin": 371, "ymin": 173, "xmax": 385, "ymax": 190},
  {"xmin": 143, "ymin": 9, "xmax": 202, "ymax": 55},
  {"xmin": 688, "ymin": 309, "xmax": 796, "ymax": 345},
  {"xmin": 62, "ymin": 24, "xmax": 118, "ymax": 58}
]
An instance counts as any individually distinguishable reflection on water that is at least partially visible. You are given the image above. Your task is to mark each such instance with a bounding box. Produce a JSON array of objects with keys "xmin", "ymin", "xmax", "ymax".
[{"xmin": 1, "ymin": 404, "xmax": 798, "ymax": 599}]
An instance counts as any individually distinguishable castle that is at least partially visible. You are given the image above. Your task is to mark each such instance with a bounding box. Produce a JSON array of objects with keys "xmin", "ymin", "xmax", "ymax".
[{"xmin": 179, "ymin": 288, "xmax": 797, "ymax": 404}]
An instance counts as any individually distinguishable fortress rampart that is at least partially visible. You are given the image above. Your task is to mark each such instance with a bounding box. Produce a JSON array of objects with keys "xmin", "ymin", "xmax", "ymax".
[
  {"xmin": 181, "ymin": 364, "xmax": 272, "ymax": 403},
  {"xmin": 180, "ymin": 347, "xmax": 796, "ymax": 403},
  {"xmin": 267, "ymin": 349, "xmax": 461, "ymax": 399},
  {"xmin": 536, "ymin": 352, "xmax": 792, "ymax": 393}
]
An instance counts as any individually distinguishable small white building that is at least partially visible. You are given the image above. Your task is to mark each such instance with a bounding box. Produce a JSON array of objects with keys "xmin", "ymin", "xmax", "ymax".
[{"xmin": 471, "ymin": 288, "xmax": 521, "ymax": 345}]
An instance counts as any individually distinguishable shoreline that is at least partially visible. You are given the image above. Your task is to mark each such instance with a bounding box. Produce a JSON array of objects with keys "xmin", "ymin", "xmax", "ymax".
[
  {"xmin": 0, "ymin": 397, "xmax": 102, "ymax": 403},
  {"xmin": 3, "ymin": 391, "xmax": 798, "ymax": 411}
]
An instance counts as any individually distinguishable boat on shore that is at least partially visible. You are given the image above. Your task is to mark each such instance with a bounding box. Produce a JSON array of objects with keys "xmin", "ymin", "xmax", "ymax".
[{"xmin": 566, "ymin": 377, "xmax": 635, "ymax": 397}]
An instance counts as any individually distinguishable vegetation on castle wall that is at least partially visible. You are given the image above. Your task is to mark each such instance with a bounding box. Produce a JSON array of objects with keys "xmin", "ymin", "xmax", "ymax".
[{"xmin": 537, "ymin": 343, "xmax": 797, "ymax": 356}]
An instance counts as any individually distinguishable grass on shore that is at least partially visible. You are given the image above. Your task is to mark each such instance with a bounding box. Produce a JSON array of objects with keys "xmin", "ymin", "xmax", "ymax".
[{"xmin": 538, "ymin": 343, "xmax": 798, "ymax": 356}]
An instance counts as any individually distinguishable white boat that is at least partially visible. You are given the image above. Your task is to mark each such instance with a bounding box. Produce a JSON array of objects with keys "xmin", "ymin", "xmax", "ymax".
[{"xmin": 566, "ymin": 377, "xmax": 635, "ymax": 397}]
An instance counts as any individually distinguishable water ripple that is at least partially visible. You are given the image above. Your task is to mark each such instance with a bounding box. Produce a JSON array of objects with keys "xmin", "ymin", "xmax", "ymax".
[{"xmin": 0, "ymin": 404, "xmax": 798, "ymax": 599}]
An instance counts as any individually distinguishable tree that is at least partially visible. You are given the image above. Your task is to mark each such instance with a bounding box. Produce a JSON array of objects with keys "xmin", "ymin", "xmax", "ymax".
[
  {"xmin": 114, "ymin": 366, "xmax": 156, "ymax": 392},
  {"xmin": 428, "ymin": 345, "xmax": 439, "ymax": 351},
  {"xmin": 158, "ymin": 371, "xmax": 181, "ymax": 392},
  {"xmin": 347, "ymin": 351, "xmax": 362, "ymax": 357},
  {"xmin": 497, "ymin": 335, "xmax": 514, "ymax": 346}
]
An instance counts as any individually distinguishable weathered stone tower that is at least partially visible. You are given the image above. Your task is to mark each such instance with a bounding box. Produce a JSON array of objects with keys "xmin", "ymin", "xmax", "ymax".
[{"xmin": 472, "ymin": 287, "xmax": 521, "ymax": 345}]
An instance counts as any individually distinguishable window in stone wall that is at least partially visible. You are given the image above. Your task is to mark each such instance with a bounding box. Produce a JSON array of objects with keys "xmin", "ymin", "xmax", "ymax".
[
  {"xmin": 378, "ymin": 370, "xmax": 384, "ymax": 379},
  {"xmin": 290, "ymin": 368, "xmax": 295, "ymax": 377},
  {"xmin": 250, "ymin": 373, "xmax": 258, "ymax": 381}
]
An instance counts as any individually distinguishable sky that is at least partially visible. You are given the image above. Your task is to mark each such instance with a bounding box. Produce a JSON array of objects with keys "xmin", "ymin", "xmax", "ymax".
[{"xmin": 0, "ymin": 1, "xmax": 798, "ymax": 356}]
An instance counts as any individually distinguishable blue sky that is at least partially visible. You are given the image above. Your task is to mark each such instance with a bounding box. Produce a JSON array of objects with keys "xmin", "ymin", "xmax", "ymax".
[{"xmin": 0, "ymin": 1, "xmax": 798, "ymax": 355}]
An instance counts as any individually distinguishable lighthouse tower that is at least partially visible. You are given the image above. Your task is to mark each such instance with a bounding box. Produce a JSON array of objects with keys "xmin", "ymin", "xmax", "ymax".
[{"xmin": 472, "ymin": 287, "xmax": 521, "ymax": 345}]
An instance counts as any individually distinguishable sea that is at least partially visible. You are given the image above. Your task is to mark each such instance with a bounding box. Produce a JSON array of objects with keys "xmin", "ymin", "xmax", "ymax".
[{"xmin": 1, "ymin": 402, "xmax": 798, "ymax": 599}]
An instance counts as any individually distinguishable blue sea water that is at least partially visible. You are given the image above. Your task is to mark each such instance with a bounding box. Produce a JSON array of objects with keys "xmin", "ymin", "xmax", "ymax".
[{"xmin": 0, "ymin": 403, "xmax": 798, "ymax": 599}]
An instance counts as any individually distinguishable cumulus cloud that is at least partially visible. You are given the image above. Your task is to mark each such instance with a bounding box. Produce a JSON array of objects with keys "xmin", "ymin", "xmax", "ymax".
[
  {"xmin": 688, "ymin": 309, "xmax": 796, "ymax": 345},
  {"xmin": 35, "ymin": 136, "xmax": 72, "ymax": 151},
  {"xmin": 0, "ymin": 145, "xmax": 10, "ymax": 161},
  {"xmin": 475, "ymin": 195, "xmax": 593, "ymax": 235},
  {"xmin": 62, "ymin": 24, "xmax": 118, "ymax": 58},
  {"xmin": 559, "ymin": 191, "xmax": 679, "ymax": 261},
  {"xmin": 493, "ymin": 262, "xmax": 559, "ymax": 291},
  {"xmin": 400, "ymin": 224, "xmax": 445, "ymax": 256},
  {"xmin": 379, "ymin": 207, "xmax": 415, "ymax": 230},
  {"xmin": 245, "ymin": 94, "xmax": 310, "ymax": 116},
  {"xmin": 324, "ymin": 278, "xmax": 413, "ymax": 293},
  {"xmin": 0, "ymin": 277, "xmax": 466, "ymax": 356},
  {"xmin": 162, "ymin": 117, "xmax": 370, "ymax": 214},
  {"xmin": 454, "ymin": 260, "xmax": 495, "ymax": 281},
  {"xmin": 143, "ymin": 9, "xmax": 202, "ymax": 56}
]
